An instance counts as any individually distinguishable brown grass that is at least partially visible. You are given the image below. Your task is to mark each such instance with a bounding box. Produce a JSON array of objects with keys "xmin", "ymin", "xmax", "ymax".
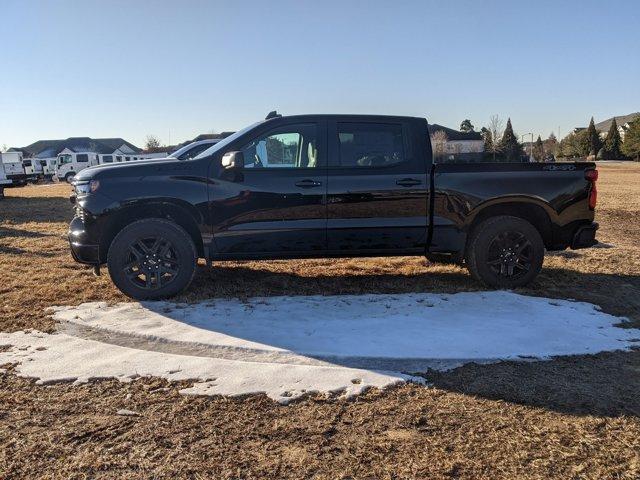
[{"xmin": 1, "ymin": 163, "xmax": 640, "ymax": 478}]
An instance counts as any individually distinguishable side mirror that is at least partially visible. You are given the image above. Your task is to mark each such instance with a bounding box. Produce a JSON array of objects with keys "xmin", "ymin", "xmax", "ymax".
[{"xmin": 221, "ymin": 151, "xmax": 243, "ymax": 169}]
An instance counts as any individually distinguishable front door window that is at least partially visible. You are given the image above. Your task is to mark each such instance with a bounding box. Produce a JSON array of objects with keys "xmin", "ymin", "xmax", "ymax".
[{"xmin": 241, "ymin": 124, "xmax": 318, "ymax": 169}]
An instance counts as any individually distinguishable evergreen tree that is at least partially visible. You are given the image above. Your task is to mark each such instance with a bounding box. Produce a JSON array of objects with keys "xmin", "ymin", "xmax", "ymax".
[
  {"xmin": 460, "ymin": 119, "xmax": 474, "ymax": 132},
  {"xmin": 544, "ymin": 132, "xmax": 558, "ymax": 158},
  {"xmin": 480, "ymin": 127, "xmax": 494, "ymax": 161},
  {"xmin": 622, "ymin": 117, "xmax": 640, "ymax": 161},
  {"xmin": 560, "ymin": 130, "xmax": 590, "ymax": 158},
  {"xmin": 533, "ymin": 135, "xmax": 544, "ymax": 161},
  {"xmin": 586, "ymin": 117, "xmax": 602, "ymax": 158},
  {"xmin": 501, "ymin": 118, "xmax": 522, "ymax": 161},
  {"xmin": 601, "ymin": 118, "xmax": 623, "ymax": 159}
]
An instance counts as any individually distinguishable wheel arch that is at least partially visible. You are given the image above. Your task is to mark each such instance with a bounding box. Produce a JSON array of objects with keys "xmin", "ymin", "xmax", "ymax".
[
  {"xmin": 465, "ymin": 198, "xmax": 554, "ymax": 249},
  {"xmin": 99, "ymin": 200, "xmax": 204, "ymax": 263}
]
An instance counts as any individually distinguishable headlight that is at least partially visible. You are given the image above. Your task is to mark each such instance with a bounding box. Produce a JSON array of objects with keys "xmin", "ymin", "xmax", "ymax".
[{"xmin": 75, "ymin": 180, "xmax": 100, "ymax": 195}]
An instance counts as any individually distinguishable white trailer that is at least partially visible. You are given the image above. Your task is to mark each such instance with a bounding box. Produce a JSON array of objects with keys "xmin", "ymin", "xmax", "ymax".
[
  {"xmin": 0, "ymin": 152, "xmax": 27, "ymax": 186},
  {"xmin": 55, "ymin": 151, "xmax": 100, "ymax": 183},
  {"xmin": 0, "ymin": 158, "xmax": 12, "ymax": 198}
]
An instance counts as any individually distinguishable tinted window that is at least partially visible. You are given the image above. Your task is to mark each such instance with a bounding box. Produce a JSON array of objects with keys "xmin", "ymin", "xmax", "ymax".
[
  {"xmin": 337, "ymin": 123, "xmax": 405, "ymax": 167},
  {"xmin": 116, "ymin": 156, "xmax": 122, "ymax": 162},
  {"xmin": 241, "ymin": 124, "xmax": 318, "ymax": 169},
  {"xmin": 76, "ymin": 154, "xmax": 89, "ymax": 163},
  {"xmin": 178, "ymin": 143, "xmax": 214, "ymax": 160},
  {"xmin": 103, "ymin": 155, "xmax": 113, "ymax": 163}
]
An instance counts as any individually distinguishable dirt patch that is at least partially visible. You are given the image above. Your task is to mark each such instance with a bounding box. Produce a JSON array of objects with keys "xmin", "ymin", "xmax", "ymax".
[{"xmin": 1, "ymin": 372, "xmax": 639, "ymax": 479}]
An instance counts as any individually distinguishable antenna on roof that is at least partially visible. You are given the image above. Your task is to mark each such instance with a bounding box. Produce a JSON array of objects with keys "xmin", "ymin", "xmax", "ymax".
[{"xmin": 265, "ymin": 110, "xmax": 281, "ymax": 120}]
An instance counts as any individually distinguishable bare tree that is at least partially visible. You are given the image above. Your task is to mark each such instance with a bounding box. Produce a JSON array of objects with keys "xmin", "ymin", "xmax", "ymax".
[
  {"xmin": 486, "ymin": 115, "xmax": 504, "ymax": 161},
  {"xmin": 430, "ymin": 130, "xmax": 448, "ymax": 161},
  {"xmin": 0, "ymin": 143, "xmax": 7, "ymax": 153},
  {"xmin": 144, "ymin": 135, "xmax": 162, "ymax": 150}
]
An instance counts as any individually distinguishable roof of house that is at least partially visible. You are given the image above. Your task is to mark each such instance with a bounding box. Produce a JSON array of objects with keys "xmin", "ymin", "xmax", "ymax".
[
  {"xmin": 428, "ymin": 124, "xmax": 483, "ymax": 141},
  {"xmin": 10, "ymin": 137, "xmax": 142, "ymax": 158},
  {"xmin": 595, "ymin": 113, "xmax": 640, "ymax": 132}
]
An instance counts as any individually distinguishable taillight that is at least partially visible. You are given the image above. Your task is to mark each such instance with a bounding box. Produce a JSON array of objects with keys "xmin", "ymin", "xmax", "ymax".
[{"xmin": 585, "ymin": 169, "xmax": 598, "ymax": 210}]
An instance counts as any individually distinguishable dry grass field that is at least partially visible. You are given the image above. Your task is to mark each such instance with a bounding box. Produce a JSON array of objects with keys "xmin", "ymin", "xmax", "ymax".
[{"xmin": 1, "ymin": 163, "xmax": 640, "ymax": 479}]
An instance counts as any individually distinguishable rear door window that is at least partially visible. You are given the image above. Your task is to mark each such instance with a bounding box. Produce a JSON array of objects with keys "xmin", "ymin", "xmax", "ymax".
[
  {"xmin": 76, "ymin": 154, "xmax": 89, "ymax": 163},
  {"xmin": 336, "ymin": 123, "xmax": 405, "ymax": 168}
]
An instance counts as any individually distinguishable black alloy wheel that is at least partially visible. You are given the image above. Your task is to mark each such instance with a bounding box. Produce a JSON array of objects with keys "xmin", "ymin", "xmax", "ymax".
[
  {"xmin": 485, "ymin": 230, "xmax": 533, "ymax": 279},
  {"xmin": 466, "ymin": 215, "xmax": 544, "ymax": 288},
  {"xmin": 107, "ymin": 218, "xmax": 197, "ymax": 300},
  {"xmin": 123, "ymin": 236, "xmax": 180, "ymax": 290}
]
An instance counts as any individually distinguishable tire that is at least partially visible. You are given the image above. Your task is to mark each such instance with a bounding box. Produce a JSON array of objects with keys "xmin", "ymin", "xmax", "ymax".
[
  {"xmin": 466, "ymin": 215, "xmax": 544, "ymax": 289},
  {"xmin": 107, "ymin": 218, "xmax": 197, "ymax": 300},
  {"xmin": 64, "ymin": 172, "xmax": 75, "ymax": 183}
]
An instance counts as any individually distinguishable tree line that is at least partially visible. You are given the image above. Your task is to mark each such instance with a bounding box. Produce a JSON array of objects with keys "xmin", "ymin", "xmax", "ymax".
[
  {"xmin": 557, "ymin": 116, "xmax": 640, "ymax": 160},
  {"xmin": 459, "ymin": 115, "xmax": 640, "ymax": 162}
]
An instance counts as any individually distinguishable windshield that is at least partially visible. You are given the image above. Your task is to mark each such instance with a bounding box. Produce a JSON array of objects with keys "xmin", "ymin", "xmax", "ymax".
[
  {"xmin": 193, "ymin": 122, "xmax": 263, "ymax": 160},
  {"xmin": 170, "ymin": 141, "xmax": 219, "ymax": 160}
]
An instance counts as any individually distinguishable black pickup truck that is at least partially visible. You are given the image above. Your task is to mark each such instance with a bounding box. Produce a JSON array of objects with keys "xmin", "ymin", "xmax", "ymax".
[{"xmin": 69, "ymin": 113, "xmax": 598, "ymax": 299}]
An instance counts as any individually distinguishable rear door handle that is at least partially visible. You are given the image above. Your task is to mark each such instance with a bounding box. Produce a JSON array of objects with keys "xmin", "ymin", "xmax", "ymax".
[
  {"xmin": 295, "ymin": 179, "xmax": 322, "ymax": 188},
  {"xmin": 396, "ymin": 178, "xmax": 422, "ymax": 187}
]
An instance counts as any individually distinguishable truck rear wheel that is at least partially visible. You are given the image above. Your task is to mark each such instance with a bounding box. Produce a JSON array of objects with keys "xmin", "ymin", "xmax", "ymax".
[
  {"xmin": 466, "ymin": 215, "xmax": 544, "ymax": 289},
  {"xmin": 107, "ymin": 218, "xmax": 197, "ymax": 300}
]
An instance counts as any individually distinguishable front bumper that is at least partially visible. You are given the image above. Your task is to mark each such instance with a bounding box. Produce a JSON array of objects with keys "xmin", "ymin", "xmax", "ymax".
[
  {"xmin": 571, "ymin": 222, "xmax": 598, "ymax": 249},
  {"xmin": 68, "ymin": 216, "xmax": 100, "ymax": 264}
]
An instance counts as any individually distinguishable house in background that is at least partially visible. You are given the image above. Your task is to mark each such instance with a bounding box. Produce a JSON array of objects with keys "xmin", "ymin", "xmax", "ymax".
[
  {"xmin": 10, "ymin": 137, "xmax": 142, "ymax": 161},
  {"xmin": 594, "ymin": 113, "xmax": 639, "ymax": 140},
  {"xmin": 428, "ymin": 124, "xmax": 484, "ymax": 163},
  {"xmin": 573, "ymin": 112, "xmax": 640, "ymax": 140}
]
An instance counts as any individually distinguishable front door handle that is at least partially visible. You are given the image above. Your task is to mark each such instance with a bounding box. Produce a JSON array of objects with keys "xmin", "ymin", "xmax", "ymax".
[
  {"xmin": 295, "ymin": 179, "xmax": 322, "ymax": 188},
  {"xmin": 396, "ymin": 178, "xmax": 422, "ymax": 187}
]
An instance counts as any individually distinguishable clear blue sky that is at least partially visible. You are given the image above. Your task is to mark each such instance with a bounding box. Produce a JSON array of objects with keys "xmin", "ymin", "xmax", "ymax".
[{"xmin": 1, "ymin": 0, "xmax": 639, "ymax": 149}]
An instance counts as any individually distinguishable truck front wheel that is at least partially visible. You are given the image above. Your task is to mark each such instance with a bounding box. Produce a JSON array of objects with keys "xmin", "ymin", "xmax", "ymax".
[
  {"xmin": 107, "ymin": 218, "xmax": 197, "ymax": 300},
  {"xmin": 466, "ymin": 215, "xmax": 544, "ymax": 289}
]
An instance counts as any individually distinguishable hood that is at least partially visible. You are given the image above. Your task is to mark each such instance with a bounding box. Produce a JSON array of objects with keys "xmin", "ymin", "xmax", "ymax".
[{"xmin": 74, "ymin": 157, "xmax": 190, "ymax": 182}]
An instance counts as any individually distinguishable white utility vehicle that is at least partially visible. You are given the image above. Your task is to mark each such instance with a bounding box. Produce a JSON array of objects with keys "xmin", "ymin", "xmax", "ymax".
[
  {"xmin": 23, "ymin": 158, "xmax": 44, "ymax": 181},
  {"xmin": 0, "ymin": 157, "xmax": 12, "ymax": 198},
  {"xmin": 38, "ymin": 158, "xmax": 58, "ymax": 179},
  {"xmin": 0, "ymin": 152, "xmax": 27, "ymax": 186},
  {"xmin": 55, "ymin": 152, "xmax": 100, "ymax": 183}
]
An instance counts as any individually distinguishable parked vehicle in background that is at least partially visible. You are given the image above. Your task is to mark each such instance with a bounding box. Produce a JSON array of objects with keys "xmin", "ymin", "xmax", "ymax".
[
  {"xmin": 99, "ymin": 153, "xmax": 170, "ymax": 164},
  {"xmin": 0, "ymin": 151, "xmax": 27, "ymax": 186},
  {"xmin": 55, "ymin": 152, "xmax": 100, "ymax": 183},
  {"xmin": 38, "ymin": 158, "xmax": 58, "ymax": 179},
  {"xmin": 23, "ymin": 158, "xmax": 44, "ymax": 182},
  {"xmin": 169, "ymin": 139, "xmax": 221, "ymax": 160},
  {"xmin": 0, "ymin": 159, "xmax": 12, "ymax": 198},
  {"xmin": 68, "ymin": 113, "xmax": 599, "ymax": 300}
]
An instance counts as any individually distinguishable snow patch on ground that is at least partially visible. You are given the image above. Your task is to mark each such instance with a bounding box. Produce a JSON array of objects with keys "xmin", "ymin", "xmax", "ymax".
[
  {"xmin": 0, "ymin": 331, "xmax": 413, "ymax": 403},
  {"xmin": 1, "ymin": 291, "xmax": 638, "ymax": 403}
]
